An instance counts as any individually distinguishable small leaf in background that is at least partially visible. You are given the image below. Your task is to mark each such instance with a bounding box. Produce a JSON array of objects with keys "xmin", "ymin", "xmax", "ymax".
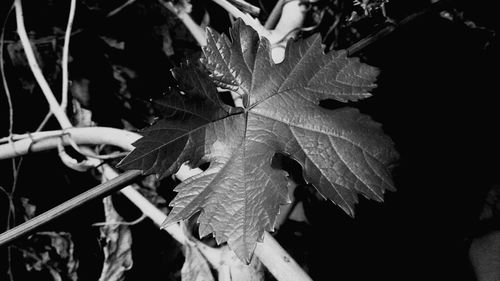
[
  {"xmin": 21, "ymin": 232, "xmax": 78, "ymax": 281},
  {"xmin": 97, "ymin": 196, "xmax": 133, "ymax": 281},
  {"xmin": 181, "ymin": 243, "xmax": 215, "ymax": 281},
  {"xmin": 478, "ymin": 184, "xmax": 500, "ymax": 221},
  {"xmin": 120, "ymin": 20, "xmax": 398, "ymax": 262},
  {"xmin": 158, "ymin": 23, "xmax": 175, "ymax": 57},
  {"xmin": 20, "ymin": 197, "xmax": 37, "ymax": 221},
  {"xmin": 100, "ymin": 36, "xmax": 125, "ymax": 50},
  {"xmin": 138, "ymin": 174, "xmax": 170, "ymax": 213},
  {"xmin": 6, "ymin": 41, "xmax": 40, "ymax": 93}
]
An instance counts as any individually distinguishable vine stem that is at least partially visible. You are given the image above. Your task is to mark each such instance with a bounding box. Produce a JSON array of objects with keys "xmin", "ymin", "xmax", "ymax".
[
  {"xmin": 226, "ymin": 0, "xmax": 260, "ymax": 17},
  {"xmin": 264, "ymin": 0, "xmax": 285, "ymax": 29},
  {"xmin": 0, "ymin": 127, "xmax": 138, "ymax": 160},
  {"xmin": 60, "ymin": 0, "xmax": 76, "ymax": 111},
  {"xmin": 13, "ymin": 0, "xmax": 72, "ymax": 129}
]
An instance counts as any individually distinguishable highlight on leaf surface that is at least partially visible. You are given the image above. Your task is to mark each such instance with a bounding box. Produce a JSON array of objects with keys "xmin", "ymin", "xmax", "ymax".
[{"xmin": 118, "ymin": 20, "xmax": 398, "ymax": 263}]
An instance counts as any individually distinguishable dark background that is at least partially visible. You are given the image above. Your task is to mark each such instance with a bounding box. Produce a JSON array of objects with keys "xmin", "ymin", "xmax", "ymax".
[{"xmin": 1, "ymin": 0, "xmax": 499, "ymax": 280}]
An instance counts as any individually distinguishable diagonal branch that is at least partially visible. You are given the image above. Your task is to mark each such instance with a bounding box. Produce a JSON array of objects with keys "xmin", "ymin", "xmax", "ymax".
[
  {"xmin": 0, "ymin": 169, "xmax": 142, "ymax": 246},
  {"xmin": 14, "ymin": 0, "xmax": 72, "ymax": 128}
]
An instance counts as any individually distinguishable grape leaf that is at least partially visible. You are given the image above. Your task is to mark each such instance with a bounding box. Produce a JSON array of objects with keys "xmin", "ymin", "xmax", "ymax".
[
  {"xmin": 119, "ymin": 20, "xmax": 398, "ymax": 263},
  {"xmin": 118, "ymin": 62, "xmax": 241, "ymax": 176}
]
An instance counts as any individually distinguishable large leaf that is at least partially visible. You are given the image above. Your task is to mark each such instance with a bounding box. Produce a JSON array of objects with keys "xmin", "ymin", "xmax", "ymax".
[
  {"xmin": 119, "ymin": 20, "xmax": 398, "ymax": 262},
  {"xmin": 118, "ymin": 62, "xmax": 241, "ymax": 176}
]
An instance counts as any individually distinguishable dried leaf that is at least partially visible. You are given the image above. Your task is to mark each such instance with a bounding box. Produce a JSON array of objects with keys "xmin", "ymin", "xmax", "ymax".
[
  {"xmin": 97, "ymin": 197, "xmax": 133, "ymax": 281},
  {"xmin": 21, "ymin": 232, "xmax": 78, "ymax": 281}
]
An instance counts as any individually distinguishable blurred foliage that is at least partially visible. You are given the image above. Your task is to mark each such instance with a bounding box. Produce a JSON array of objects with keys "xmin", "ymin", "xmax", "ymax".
[{"xmin": 17, "ymin": 232, "xmax": 79, "ymax": 281}]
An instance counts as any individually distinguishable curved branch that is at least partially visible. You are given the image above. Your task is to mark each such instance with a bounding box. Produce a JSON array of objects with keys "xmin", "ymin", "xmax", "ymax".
[{"xmin": 0, "ymin": 127, "xmax": 140, "ymax": 160}]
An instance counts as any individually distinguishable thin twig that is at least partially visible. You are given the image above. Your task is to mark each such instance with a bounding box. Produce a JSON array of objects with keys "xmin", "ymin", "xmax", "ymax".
[
  {"xmin": 106, "ymin": 0, "xmax": 136, "ymax": 18},
  {"xmin": 0, "ymin": 186, "xmax": 15, "ymax": 231},
  {"xmin": 6, "ymin": 157, "xmax": 24, "ymax": 281},
  {"xmin": 1, "ymin": 4, "xmax": 15, "ymax": 136},
  {"xmin": 0, "ymin": 186, "xmax": 10, "ymax": 200},
  {"xmin": 9, "ymin": 157, "xmax": 23, "ymax": 209},
  {"xmin": 61, "ymin": 0, "xmax": 76, "ymax": 111},
  {"xmin": 35, "ymin": 111, "xmax": 53, "ymax": 132},
  {"xmin": 5, "ymin": 157, "xmax": 23, "ymax": 232}
]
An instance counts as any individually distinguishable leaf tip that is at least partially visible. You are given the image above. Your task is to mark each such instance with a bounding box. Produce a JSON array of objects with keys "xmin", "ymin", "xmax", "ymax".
[{"xmin": 160, "ymin": 215, "xmax": 178, "ymax": 230}]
